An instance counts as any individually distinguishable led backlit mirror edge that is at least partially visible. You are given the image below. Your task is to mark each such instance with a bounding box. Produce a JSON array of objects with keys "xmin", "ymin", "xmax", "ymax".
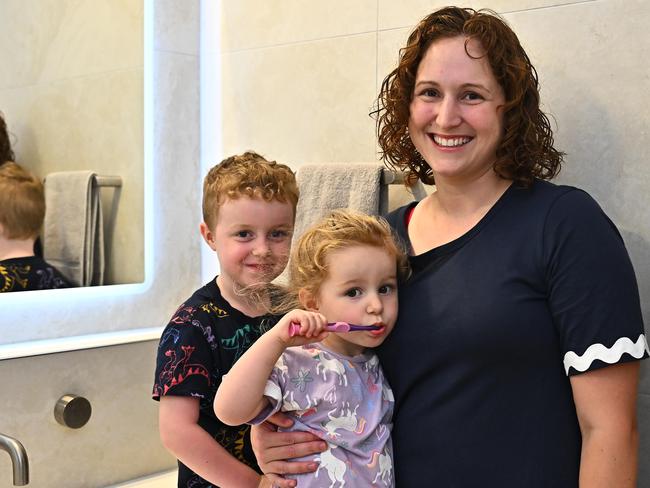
[{"xmin": 0, "ymin": 0, "xmax": 155, "ymax": 359}]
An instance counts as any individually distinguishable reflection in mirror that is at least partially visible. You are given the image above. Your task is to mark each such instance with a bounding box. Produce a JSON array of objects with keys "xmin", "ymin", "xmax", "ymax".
[
  {"xmin": 0, "ymin": 0, "xmax": 145, "ymax": 287},
  {"xmin": 0, "ymin": 160, "xmax": 75, "ymax": 292}
]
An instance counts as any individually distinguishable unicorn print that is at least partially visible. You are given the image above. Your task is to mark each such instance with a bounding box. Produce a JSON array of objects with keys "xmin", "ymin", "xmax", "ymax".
[
  {"xmin": 368, "ymin": 448, "xmax": 393, "ymax": 486},
  {"xmin": 315, "ymin": 443, "xmax": 347, "ymax": 487},
  {"xmin": 322, "ymin": 403, "xmax": 366, "ymax": 439},
  {"xmin": 315, "ymin": 353, "xmax": 348, "ymax": 386}
]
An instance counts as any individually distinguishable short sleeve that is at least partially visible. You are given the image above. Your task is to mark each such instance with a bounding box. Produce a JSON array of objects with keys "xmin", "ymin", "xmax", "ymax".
[
  {"xmin": 249, "ymin": 362, "xmax": 286, "ymax": 424},
  {"xmin": 152, "ymin": 306, "xmax": 216, "ymax": 399},
  {"xmin": 544, "ymin": 189, "xmax": 649, "ymax": 375}
]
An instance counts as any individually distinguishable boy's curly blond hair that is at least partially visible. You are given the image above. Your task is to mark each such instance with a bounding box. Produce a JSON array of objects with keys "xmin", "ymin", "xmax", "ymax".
[
  {"xmin": 202, "ymin": 151, "xmax": 299, "ymax": 229},
  {"xmin": 0, "ymin": 162, "xmax": 45, "ymax": 240}
]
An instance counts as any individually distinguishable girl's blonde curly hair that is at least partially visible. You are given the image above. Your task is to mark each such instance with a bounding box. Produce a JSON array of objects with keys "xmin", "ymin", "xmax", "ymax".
[{"xmin": 270, "ymin": 209, "xmax": 409, "ymax": 313}]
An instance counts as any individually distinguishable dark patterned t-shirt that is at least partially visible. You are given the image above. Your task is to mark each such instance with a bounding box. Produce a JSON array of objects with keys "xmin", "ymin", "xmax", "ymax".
[
  {"xmin": 152, "ymin": 277, "xmax": 277, "ymax": 488},
  {"xmin": 0, "ymin": 256, "xmax": 73, "ymax": 292}
]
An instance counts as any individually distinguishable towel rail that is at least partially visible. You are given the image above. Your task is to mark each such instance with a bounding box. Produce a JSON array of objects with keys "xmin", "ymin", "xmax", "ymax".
[
  {"xmin": 94, "ymin": 176, "xmax": 122, "ymax": 188},
  {"xmin": 381, "ymin": 169, "xmax": 405, "ymax": 185}
]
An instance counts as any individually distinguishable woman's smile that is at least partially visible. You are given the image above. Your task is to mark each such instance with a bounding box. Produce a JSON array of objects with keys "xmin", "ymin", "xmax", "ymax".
[{"xmin": 429, "ymin": 133, "xmax": 473, "ymax": 148}]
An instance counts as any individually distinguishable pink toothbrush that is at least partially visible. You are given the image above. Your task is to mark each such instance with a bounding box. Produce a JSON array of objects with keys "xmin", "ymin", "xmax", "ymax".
[{"xmin": 289, "ymin": 322, "xmax": 382, "ymax": 337}]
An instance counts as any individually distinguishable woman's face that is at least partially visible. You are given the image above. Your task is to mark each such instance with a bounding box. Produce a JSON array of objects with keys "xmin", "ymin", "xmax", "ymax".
[{"xmin": 408, "ymin": 36, "xmax": 505, "ymax": 185}]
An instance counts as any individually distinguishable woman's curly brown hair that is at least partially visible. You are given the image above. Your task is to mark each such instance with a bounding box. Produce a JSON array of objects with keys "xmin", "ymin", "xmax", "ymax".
[{"xmin": 373, "ymin": 6, "xmax": 563, "ymax": 187}]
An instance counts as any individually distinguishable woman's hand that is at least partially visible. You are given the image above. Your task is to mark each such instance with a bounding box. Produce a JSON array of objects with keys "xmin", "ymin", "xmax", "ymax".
[
  {"xmin": 251, "ymin": 412, "xmax": 327, "ymax": 488},
  {"xmin": 256, "ymin": 474, "xmax": 278, "ymax": 488}
]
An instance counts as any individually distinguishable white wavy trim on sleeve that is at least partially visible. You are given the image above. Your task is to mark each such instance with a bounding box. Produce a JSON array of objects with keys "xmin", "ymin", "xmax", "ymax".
[
  {"xmin": 263, "ymin": 379, "xmax": 283, "ymax": 403},
  {"xmin": 563, "ymin": 334, "xmax": 649, "ymax": 375}
]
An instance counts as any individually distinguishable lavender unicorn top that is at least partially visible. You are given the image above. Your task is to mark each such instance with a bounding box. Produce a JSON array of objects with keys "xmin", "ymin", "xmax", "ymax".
[{"xmin": 250, "ymin": 343, "xmax": 395, "ymax": 487}]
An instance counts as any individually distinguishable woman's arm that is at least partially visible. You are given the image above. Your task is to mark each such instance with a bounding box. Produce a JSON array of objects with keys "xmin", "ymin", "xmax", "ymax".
[
  {"xmin": 159, "ymin": 396, "xmax": 267, "ymax": 487},
  {"xmin": 570, "ymin": 361, "xmax": 640, "ymax": 487},
  {"xmin": 214, "ymin": 309, "xmax": 328, "ymax": 426}
]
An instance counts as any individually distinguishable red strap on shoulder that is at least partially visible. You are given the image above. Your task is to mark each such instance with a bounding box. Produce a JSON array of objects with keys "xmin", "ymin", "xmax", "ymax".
[{"xmin": 405, "ymin": 205, "xmax": 416, "ymax": 228}]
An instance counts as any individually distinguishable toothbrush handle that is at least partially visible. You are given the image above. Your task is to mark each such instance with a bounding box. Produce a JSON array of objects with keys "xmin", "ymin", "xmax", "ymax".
[{"xmin": 288, "ymin": 322, "xmax": 349, "ymax": 337}]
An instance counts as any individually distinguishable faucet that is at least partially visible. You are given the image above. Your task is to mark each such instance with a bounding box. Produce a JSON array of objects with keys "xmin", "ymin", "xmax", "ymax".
[{"xmin": 0, "ymin": 433, "xmax": 29, "ymax": 486}]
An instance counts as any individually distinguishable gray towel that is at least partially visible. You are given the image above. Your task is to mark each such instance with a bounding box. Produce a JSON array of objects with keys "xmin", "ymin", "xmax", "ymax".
[
  {"xmin": 292, "ymin": 163, "xmax": 428, "ymax": 241},
  {"xmin": 292, "ymin": 162, "xmax": 386, "ymax": 246},
  {"xmin": 43, "ymin": 171, "xmax": 105, "ymax": 286}
]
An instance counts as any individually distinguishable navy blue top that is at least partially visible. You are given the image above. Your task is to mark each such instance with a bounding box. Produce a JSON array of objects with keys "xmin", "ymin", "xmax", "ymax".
[{"xmin": 379, "ymin": 180, "xmax": 648, "ymax": 487}]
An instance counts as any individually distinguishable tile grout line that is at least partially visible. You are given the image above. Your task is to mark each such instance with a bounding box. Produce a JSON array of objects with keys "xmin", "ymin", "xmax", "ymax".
[
  {"xmin": 222, "ymin": 1, "xmax": 601, "ymax": 56},
  {"xmin": 376, "ymin": 0, "xmax": 600, "ymax": 34},
  {"xmin": 223, "ymin": 29, "xmax": 379, "ymax": 55}
]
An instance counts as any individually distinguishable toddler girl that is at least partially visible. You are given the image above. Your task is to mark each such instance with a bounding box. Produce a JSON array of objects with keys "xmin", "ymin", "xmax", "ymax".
[{"xmin": 214, "ymin": 209, "xmax": 408, "ymax": 487}]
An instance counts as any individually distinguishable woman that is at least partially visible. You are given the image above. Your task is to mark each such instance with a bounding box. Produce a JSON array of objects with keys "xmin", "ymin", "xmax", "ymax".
[{"xmin": 251, "ymin": 7, "xmax": 647, "ymax": 487}]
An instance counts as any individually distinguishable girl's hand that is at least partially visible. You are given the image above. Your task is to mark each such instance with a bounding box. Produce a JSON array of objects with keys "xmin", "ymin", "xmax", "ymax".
[{"xmin": 273, "ymin": 309, "xmax": 328, "ymax": 346}]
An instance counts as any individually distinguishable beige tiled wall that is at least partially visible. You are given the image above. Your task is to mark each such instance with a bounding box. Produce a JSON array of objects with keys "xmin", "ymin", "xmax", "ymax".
[
  {"xmin": 220, "ymin": 2, "xmax": 649, "ymax": 485},
  {"xmin": 220, "ymin": 2, "xmax": 379, "ymax": 166},
  {"xmin": 376, "ymin": 0, "xmax": 593, "ymax": 29},
  {"xmin": 221, "ymin": 1, "xmax": 377, "ymax": 52},
  {"xmin": 221, "ymin": 34, "xmax": 378, "ymax": 164}
]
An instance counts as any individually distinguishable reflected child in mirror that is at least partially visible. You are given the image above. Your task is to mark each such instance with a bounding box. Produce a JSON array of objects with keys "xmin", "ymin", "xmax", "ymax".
[
  {"xmin": 0, "ymin": 162, "xmax": 72, "ymax": 292},
  {"xmin": 152, "ymin": 151, "xmax": 299, "ymax": 487},
  {"xmin": 214, "ymin": 209, "xmax": 409, "ymax": 488}
]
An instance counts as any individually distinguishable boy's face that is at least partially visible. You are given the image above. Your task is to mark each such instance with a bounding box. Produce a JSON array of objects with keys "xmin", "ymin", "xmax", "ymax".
[{"xmin": 201, "ymin": 196, "xmax": 294, "ymax": 296}]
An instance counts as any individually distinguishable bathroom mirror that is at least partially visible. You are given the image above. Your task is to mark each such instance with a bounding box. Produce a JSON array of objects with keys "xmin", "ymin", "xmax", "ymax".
[
  {"xmin": 0, "ymin": 0, "xmax": 145, "ymax": 287},
  {"xmin": 0, "ymin": 0, "xmax": 157, "ymax": 350}
]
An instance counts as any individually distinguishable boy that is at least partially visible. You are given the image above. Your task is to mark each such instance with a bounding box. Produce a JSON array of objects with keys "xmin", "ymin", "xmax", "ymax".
[
  {"xmin": 152, "ymin": 151, "xmax": 299, "ymax": 487},
  {"xmin": 0, "ymin": 162, "xmax": 72, "ymax": 292}
]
